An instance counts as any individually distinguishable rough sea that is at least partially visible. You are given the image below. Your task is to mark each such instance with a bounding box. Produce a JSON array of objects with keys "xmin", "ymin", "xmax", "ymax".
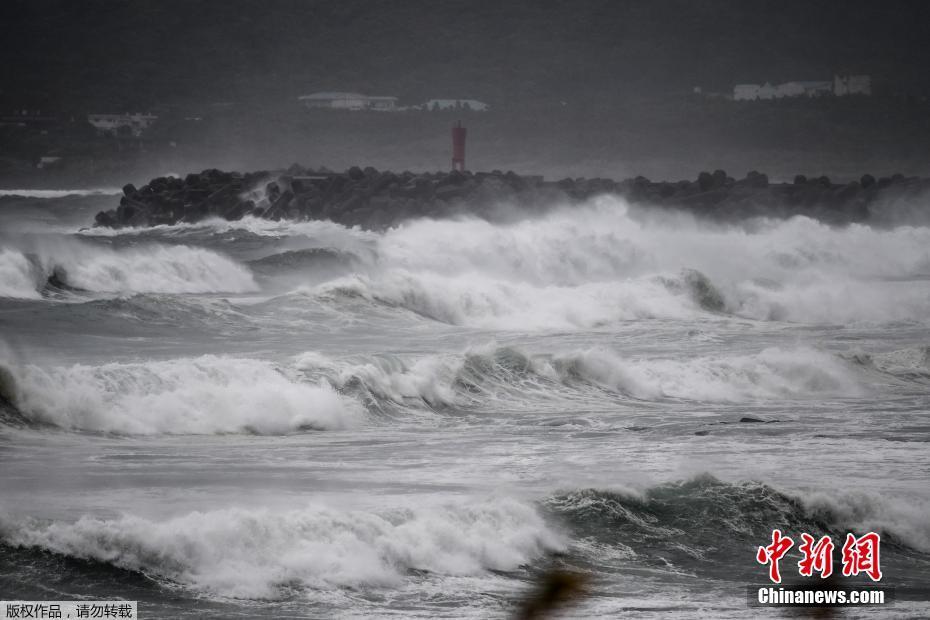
[{"xmin": 1, "ymin": 189, "xmax": 928, "ymax": 618}]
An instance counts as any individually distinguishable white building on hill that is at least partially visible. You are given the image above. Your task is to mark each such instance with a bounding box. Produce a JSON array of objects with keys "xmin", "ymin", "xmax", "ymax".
[
  {"xmin": 297, "ymin": 92, "xmax": 399, "ymax": 111},
  {"xmin": 423, "ymin": 98, "xmax": 490, "ymax": 111},
  {"xmin": 758, "ymin": 82, "xmax": 777, "ymax": 99},
  {"xmin": 834, "ymin": 75, "xmax": 871, "ymax": 96},
  {"xmin": 776, "ymin": 81, "xmax": 833, "ymax": 98},
  {"xmin": 734, "ymin": 76, "xmax": 871, "ymax": 100},
  {"xmin": 734, "ymin": 82, "xmax": 778, "ymax": 100},
  {"xmin": 733, "ymin": 84, "xmax": 761, "ymax": 101}
]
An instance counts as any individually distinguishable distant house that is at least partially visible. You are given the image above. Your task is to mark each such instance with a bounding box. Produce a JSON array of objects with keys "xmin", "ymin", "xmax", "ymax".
[
  {"xmin": 423, "ymin": 98, "xmax": 490, "ymax": 112},
  {"xmin": 774, "ymin": 82, "xmax": 804, "ymax": 98},
  {"xmin": 0, "ymin": 110, "xmax": 57, "ymax": 127},
  {"xmin": 757, "ymin": 82, "xmax": 777, "ymax": 100},
  {"xmin": 297, "ymin": 92, "xmax": 399, "ymax": 111},
  {"xmin": 733, "ymin": 84, "xmax": 761, "ymax": 101},
  {"xmin": 735, "ymin": 79, "xmax": 840, "ymax": 101},
  {"xmin": 87, "ymin": 113, "xmax": 157, "ymax": 136},
  {"xmin": 366, "ymin": 96, "xmax": 400, "ymax": 111},
  {"xmin": 775, "ymin": 81, "xmax": 832, "ymax": 98},
  {"xmin": 834, "ymin": 74, "xmax": 871, "ymax": 96},
  {"xmin": 36, "ymin": 155, "xmax": 62, "ymax": 169},
  {"xmin": 737, "ymin": 82, "xmax": 777, "ymax": 100}
]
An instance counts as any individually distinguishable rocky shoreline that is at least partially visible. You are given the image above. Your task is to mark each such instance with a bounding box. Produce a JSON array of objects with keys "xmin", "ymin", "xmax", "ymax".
[{"xmin": 92, "ymin": 165, "xmax": 930, "ymax": 230}]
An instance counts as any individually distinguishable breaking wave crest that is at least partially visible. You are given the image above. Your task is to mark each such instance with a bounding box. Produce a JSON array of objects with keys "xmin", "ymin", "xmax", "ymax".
[
  {"xmin": 0, "ymin": 248, "xmax": 41, "ymax": 299},
  {"xmin": 0, "ymin": 240, "xmax": 256, "ymax": 298},
  {"xmin": 283, "ymin": 197, "xmax": 930, "ymax": 327},
  {"xmin": 0, "ymin": 344, "xmax": 865, "ymax": 436},
  {"xmin": 548, "ymin": 475, "xmax": 930, "ymax": 576},
  {"xmin": 0, "ymin": 355, "xmax": 363, "ymax": 434},
  {"xmin": 0, "ymin": 498, "xmax": 560, "ymax": 599},
  {"xmin": 309, "ymin": 269, "xmax": 720, "ymax": 330},
  {"xmin": 550, "ymin": 346, "xmax": 861, "ymax": 401},
  {"xmin": 77, "ymin": 216, "xmax": 378, "ymax": 261},
  {"xmin": 0, "ymin": 343, "xmax": 862, "ymax": 436},
  {"xmin": 10, "ymin": 197, "xmax": 930, "ymax": 326},
  {"xmin": 844, "ymin": 345, "xmax": 930, "ymax": 383},
  {"xmin": 296, "ymin": 344, "xmax": 862, "ymax": 410},
  {"xmin": 2, "ymin": 477, "xmax": 925, "ymax": 601}
]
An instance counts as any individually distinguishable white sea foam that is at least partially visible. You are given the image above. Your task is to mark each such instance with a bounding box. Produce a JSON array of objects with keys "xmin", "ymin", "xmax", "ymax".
[
  {"xmin": 54, "ymin": 244, "xmax": 257, "ymax": 294},
  {"xmin": 284, "ymin": 197, "xmax": 930, "ymax": 328},
  {"xmin": 844, "ymin": 345, "xmax": 930, "ymax": 378},
  {"xmin": 296, "ymin": 351, "xmax": 462, "ymax": 408},
  {"xmin": 547, "ymin": 346, "xmax": 863, "ymax": 401},
  {"xmin": 0, "ymin": 189, "xmax": 121, "ymax": 198},
  {"xmin": 79, "ymin": 215, "xmax": 377, "ymax": 245},
  {"xmin": 56, "ymin": 195, "xmax": 930, "ymax": 326},
  {"xmin": 796, "ymin": 487, "xmax": 930, "ymax": 553},
  {"xmin": 295, "ymin": 344, "xmax": 862, "ymax": 407},
  {"xmin": 0, "ymin": 240, "xmax": 257, "ymax": 297},
  {"xmin": 0, "ymin": 497, "xmax": 561, "ymax": 599},
  {"xmin": 0, "ymin": 248, "xmax": 42, "ymax": 299},
  {"xmin": 0, "ymin": 355, "xmax": 363, "ymax": 434},
  {"xmin": 312, "ymin": 269, "xmax": 701, "ymax": 330}
]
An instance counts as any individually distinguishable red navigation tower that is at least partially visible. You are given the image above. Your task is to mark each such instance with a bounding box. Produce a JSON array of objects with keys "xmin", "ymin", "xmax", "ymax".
[{"xmin": 451, "ymin": 121, "xmax": 466, "ymax": 171}]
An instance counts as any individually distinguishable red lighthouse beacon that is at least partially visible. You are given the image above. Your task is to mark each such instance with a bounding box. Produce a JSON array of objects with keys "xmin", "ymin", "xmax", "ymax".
[{"xmin": 451, "ymin": 121, "xmax": 466, "ymax": 171}]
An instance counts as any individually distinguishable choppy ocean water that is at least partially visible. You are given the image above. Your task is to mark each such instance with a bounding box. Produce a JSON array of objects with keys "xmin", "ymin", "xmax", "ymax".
[{"xmin": 0, "ymin": 191, "xmax": 929, "ymax": 618}]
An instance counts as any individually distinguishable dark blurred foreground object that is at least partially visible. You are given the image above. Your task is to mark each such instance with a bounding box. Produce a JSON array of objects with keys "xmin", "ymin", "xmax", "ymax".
[
  {"xmin": 514, "ymin": 568, "xmax": 589, "ymax": 620},
  {"xmin": 786, "ymin": 572, "xmax": 844, "ymax": 620}
]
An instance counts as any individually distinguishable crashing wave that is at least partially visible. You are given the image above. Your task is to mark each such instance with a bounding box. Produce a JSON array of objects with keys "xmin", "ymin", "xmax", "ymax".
[
  {"xmin": 286, "ymin": 200, "xmax": 930, "ymax": 327},
  {"xmin": 657, "ymin": 269, "xmax": 727, "ymax": 313},
  {"xmin": 547, "ymin": 474, "xmax": 930, "ymax": 575},
  {"xmin": 78, "ymin": 215, "xmax": 378, "ymax": 246},
  {"xmin": 0, "ymin": 241, "xmax": 256, "ymax": 298},
  {"xmin": 0, "ymin": 497, "xmax": 560, "ymax": 599},
  {"xmin": 14, "ymin": 196, "xmax": 930, "ymax": 327},
  {"xmin": 0, "ymin": 248, "xmax": 44, "ymax": 299},
  {"xmin": 547, "ymin": 346, "xmax": 862, "ymax": 401},
  {"xmin": 295, "ymin": 344, "xmax": 862, "ymax": 411},
  {"xmin": 309, "ymin": 270, "xmax": 710, "ymax": 330},
  {"xmin": 868, "ymin": 346, "xmax": 930, "ymax": 381},
  {"xmin": 0, "ymin": 355, "xmax": 363, "ymax": 434}
]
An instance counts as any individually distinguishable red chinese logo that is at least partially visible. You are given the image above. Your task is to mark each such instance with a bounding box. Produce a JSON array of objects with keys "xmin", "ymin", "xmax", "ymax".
[
  {"xmin": 841, "ymin": 532, "xmax": 882, "ymax": 582},
  {"xmin": 756, "ymin": 529, "xmax": 794, "ymax": 583},
  {"xmin": 757, "ymin": 531, "xmax": 882, "ymax": 583},
  {"xmin": 798, "ymin": 533, "xmax": 834, "ymax": 578}
]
